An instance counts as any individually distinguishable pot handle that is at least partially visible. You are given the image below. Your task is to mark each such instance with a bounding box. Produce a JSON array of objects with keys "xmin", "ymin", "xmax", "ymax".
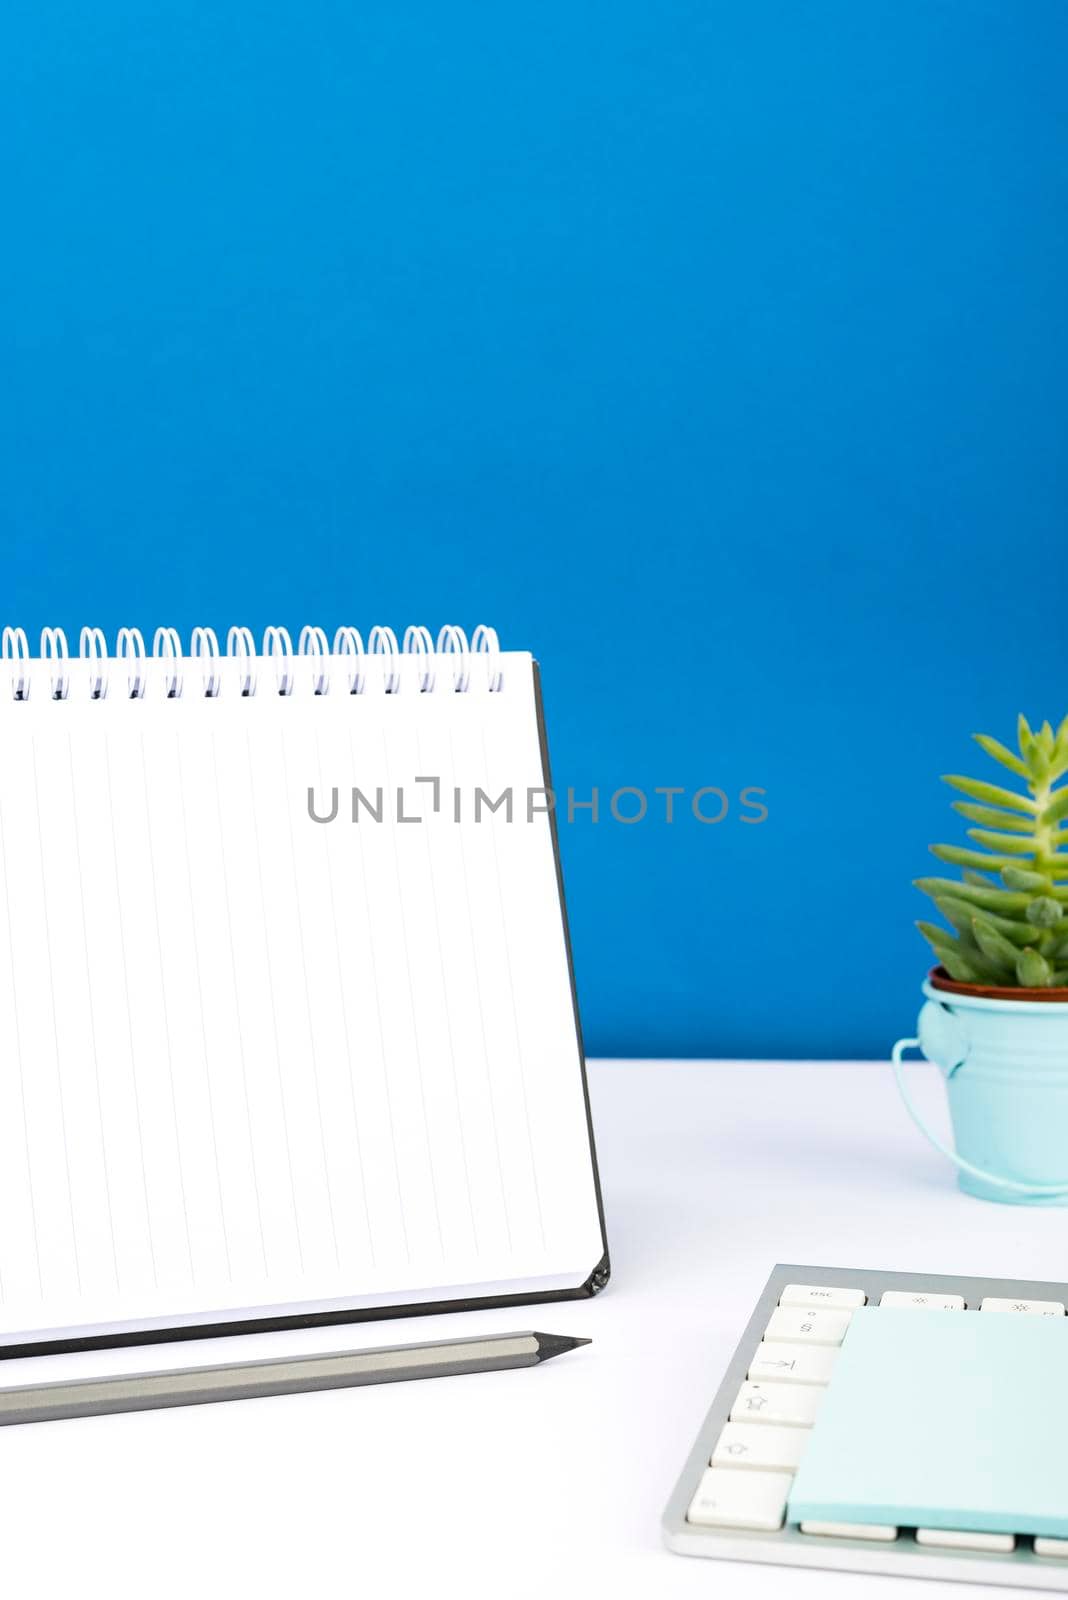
[{"xmin": 891, "ymin": 1038, "xmax": 1068, "ymax": 1197}]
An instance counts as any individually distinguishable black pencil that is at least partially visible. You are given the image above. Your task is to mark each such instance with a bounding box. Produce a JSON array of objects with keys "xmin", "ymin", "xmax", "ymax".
[{"xmin": 0, "ymin": 1330, "xmax": 592, "ymax": 1427}]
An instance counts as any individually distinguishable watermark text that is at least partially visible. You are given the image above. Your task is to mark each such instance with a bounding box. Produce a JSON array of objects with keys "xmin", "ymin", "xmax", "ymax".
[{"xmin": 307, "ymin": 781, "xmax": 768, "ymax": 826}]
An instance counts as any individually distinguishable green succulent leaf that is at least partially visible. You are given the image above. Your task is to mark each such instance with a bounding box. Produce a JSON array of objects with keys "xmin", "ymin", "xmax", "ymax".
[
  {"xmin": 916, "ymin": 922, "xmax": 985, "ymax": 984},
  {"xmin": 934, "ymin": 898, "xmax": 1037, "ymax": 946},
  {"xmin": 1025, "ymin": 896, "xmax": 1064, "ymax": 929},
  {"xmin": 1026, "ymin": 748, "xmax": 1052, "ymax": 784},
  {"xmin": 941, "ymin": 775, "xmax": 1035, "ymax": 815},
  {"xmin": 930, "ymin": 896, "xmax": 976, "ymax": 937},
  {"xmin": 1020, "ymin": 714, "xmax": 1054, "ymax": 782},
  {"xmin": 1001, "ymin": 865, "xmax": 1052, "ymax": 892},
  {"xmin": 951, "ymin": 802, "xmax": 1035, "ymax": 834},
  {"xmin": 973, "ymin": 734, "xmax": 1032, "ymax": 782},
  {"xmin": 1040, "ymin": 853, "xmax": 1068, "ymax": 883},
  {"xmin": 930, "ymin": 845, "xmax": 1019, "ymax": 872},
  {"xmin": 962, "ymin": 868, "xmax": 995, "ymax": 885},
  {"xmin": 966, "ymin": 949, "xmax": 1014, "ymax": 984},
  {"xmin": 970, "ymin": 917, "xmax": 1022, "ymax": 975},
  {"xmin": 966, "ymin": 828, "xmax": 1040, "ymax": 857},
  {"xmin": 1052, "ymin": 716, "xmax": 1068, "ymax": 779},
  {"xmin": 914, "ymin": 877, "xmax": 1031, "ymax": 913},
  {"xmin": 1042, "ymin": 787, "xmax": 1068, "ymax": 826},
  {"xmin": 1017, "ymin": 947, "xmax": 1053, "ymax": 987}
]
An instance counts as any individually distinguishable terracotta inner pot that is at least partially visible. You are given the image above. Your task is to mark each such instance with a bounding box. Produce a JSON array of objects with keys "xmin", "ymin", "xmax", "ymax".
[{"xmin": 928, "ymin": 964, "xmax": 1068, "ymax": 1004}]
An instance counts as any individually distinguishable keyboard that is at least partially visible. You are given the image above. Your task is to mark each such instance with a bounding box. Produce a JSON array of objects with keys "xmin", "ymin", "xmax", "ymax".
[{"xmin": 663, "ymin": 1264, "xmax": 1068, "ymax": 1591}]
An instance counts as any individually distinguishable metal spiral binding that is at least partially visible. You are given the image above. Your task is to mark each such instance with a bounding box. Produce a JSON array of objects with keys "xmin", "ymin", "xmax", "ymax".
[
  {"xmin": 0, "ymin": 625, "xmax": 504, "ymax": 699},
  {"xmin": 41, "ymin": 627, "xmax": 70, "ymax": 700},
  {"xmin": 79, "ymin": 627, "xmax": 107, "ymax": 699},
  {"xmin": 153, "ymin": 627, "xmax": 183, "ymax": 698}
]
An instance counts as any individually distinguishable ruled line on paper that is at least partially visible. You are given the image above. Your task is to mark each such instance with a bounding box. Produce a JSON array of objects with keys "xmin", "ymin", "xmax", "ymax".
[
  {"xmin": 32, "ymin": 736, "xmax": 84, "ymax": 1295},
  {"xmin": 278, "ymin": 729, "xmax": 340, "ymax": 1269},
  {"xmin": 379, "ymin": 720, "xmax": 445, "ymax": 1258},
  {"xmin": 175, "ymin": 730, "xmax": 233, "ymax": 1283},
  {"xmin": 240, "ymin": 725, "xmax": 305, "ymax": 1276},
  {"xmin": 346, "ymin": 722, "xmax": 410, "ymax": 1264},
  {"xmin": 314, "ymin": 725, "xmax": 376, "ymax": 1269},
  {"xmin": 413, "ymin": 718, "xmax": 478, "ymax": 1253},
  {"xmin": 209, "ymin": 730, "xmax": 269, "ymax": 1279},
  {"xmin": 0, "ymin": 786, "xmax": 41, "ymax": 1302},
  {"xmin": 67, "ymin": 733, "xmax": 120, "ymax": 1294},
  {"xmin": 139, "ymin": 730, "xmax": 195, "ymax": 1285},
  {"xmin": 450, "ymin": 723, "xmax": 513, "ymax": 1252},
  {"xmin": 478, "ymin": 723, "xmax": 546, "ymax": 1249},
  {"xmin": 104, "ymin": 734, "xmax": 159, "ymax": 1289}
]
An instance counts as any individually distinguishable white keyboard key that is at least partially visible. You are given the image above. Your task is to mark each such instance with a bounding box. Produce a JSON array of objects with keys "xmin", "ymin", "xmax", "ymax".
[
  {"xmin": 916, "ymin": 1528, "xmax": 1015, "ymax": 1553},
  {"xmin": 980, "ymin": 1296, "xmax": 1065, "ymax": 1316},
  {"xmin": 686, "ymin": 1466, "xmax": 792, "ymax": 1531},
  {"xmin": 879, "ymin": 1290, "xmax": 965, "ymax": 1311},
  {"xmin": 711, "ymin": 1422, "xmax": 810, "ymax": 1472},
  {"xmin": 801, "ymin": 1521, "xmax": 898, "ymax": 1542},
  {"xmin": 780, "ymin": 1283, "xmax": 866, "ymax": 1311},
  {"xmin": 748, "ymin": 1341, "xmax": 838, "ymax": 1386},
  {"xmin": 764, "ymin": 1306, "xmax": 852, "ymax": 1346},
  {"xmin": 730, "ymin": 1381, "xmax": 823, "ymax": 1428},
  {"xmin": 1035, "ymin": 1537, "xmax": 1068, "ymax": 1558}
]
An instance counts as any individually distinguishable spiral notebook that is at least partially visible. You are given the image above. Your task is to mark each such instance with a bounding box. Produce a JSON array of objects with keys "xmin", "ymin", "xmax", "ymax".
[{"xmin": 0, "ymin": 623, "xmax": 607, "ymax": 1355}]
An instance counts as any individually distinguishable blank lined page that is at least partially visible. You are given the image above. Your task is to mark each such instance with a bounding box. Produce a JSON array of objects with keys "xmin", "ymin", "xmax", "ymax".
[{"xmin": 0, "ymin": 643, "xmax": 604, "ymax": 1345}]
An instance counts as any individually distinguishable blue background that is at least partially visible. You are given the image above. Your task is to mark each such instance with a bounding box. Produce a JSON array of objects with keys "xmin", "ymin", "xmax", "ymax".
[{"xmin": 3, "ymin": 1, "xmax": 1066, "ymax": 1057}]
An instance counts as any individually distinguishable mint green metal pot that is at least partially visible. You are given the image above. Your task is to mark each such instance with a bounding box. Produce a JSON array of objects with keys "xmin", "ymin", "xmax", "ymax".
[{"xmin": 892, "ymin": 976, "xmax": 1068, "ymax": 1205}]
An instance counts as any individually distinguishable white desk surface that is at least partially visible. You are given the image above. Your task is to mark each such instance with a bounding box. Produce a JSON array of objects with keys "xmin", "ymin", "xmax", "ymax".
[{"xmin": 3, "ymin": 1059, "xmax": 1064, "ymax": 1600}]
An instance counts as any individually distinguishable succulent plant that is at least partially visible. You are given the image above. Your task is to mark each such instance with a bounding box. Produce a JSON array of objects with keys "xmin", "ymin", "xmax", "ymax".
[{"xmin": 916, "ymin": 715, "xmax": 1068, "ymax": 988}]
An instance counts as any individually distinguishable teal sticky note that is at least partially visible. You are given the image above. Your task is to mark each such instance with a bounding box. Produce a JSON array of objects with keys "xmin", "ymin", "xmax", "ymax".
[{"xmin": 788, "ymin": 1307, "xmax": 1068, "ymax": 1538}]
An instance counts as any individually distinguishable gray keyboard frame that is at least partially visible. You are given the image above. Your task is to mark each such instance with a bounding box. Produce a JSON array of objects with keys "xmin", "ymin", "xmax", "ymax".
[{"xmin": 663, "ymin": 1263, "xmax": 1068, "ymax": 1591}]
